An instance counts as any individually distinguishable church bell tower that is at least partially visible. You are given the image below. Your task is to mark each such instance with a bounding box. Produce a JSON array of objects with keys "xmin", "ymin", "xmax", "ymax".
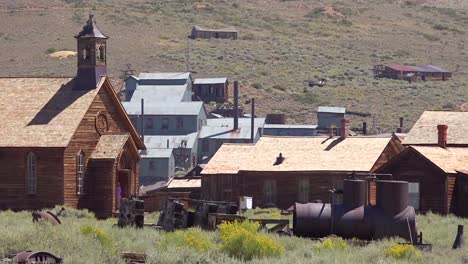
[{"xmin": 75, "ymin": 13, "xmax": 108, "ymax": 90}]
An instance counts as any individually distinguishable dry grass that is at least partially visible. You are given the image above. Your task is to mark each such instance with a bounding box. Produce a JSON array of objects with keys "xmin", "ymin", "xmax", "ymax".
[{"xmin": 0, "ymin": 0, "xmax": 467, "ymax": 131}]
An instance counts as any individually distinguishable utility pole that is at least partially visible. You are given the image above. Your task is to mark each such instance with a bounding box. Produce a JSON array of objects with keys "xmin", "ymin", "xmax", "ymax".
[{"xmin": 186, "ymin": 37, "xmax": 190, "ymax": 72}]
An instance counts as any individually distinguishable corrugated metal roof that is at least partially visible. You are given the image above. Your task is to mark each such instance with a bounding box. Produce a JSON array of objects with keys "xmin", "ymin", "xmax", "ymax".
[
  {"xmin": 202, "ymin": 136, "xmax": 394, "ymax": 174},
  {"xmin": 141, "ymin": 148, "xmax": 173, "ymax": 158},
  {"xmin": 128, "ymin": 84, "xmax": 190, "ymax": 104},
  {"xmin": 383, "ymin": 64, "xmax": 417, "ymax": 72},
  {"xmin": 206, "ymin": 118, "xmax": 266, "ymax": 128},
  {"xmin": 144, "ymin": 133, "xmax": 198, "ymax": 149},
  {"xmin": 264, "ymin": 124, "xmax": 318, "ymax": 129},
  {"xmin": 403, "ymin": 111, "xmax": 468, "ymax": 145},
  {"xmin": 138, "ymin": 72, "xmax": 191, "ymax": 80},
  {"xmin": 123, "ymin": 101, "xmax": 203, "ymax": 116},
  {"xmin": 198, "ymin": 126, "xmax": 260, "ymax": 139},
  {"xmin": 194, "ymin": 78, "xmax": 227, "ymax": 84},
  {"xmin": 317, "ymin": 106, "xmax": 346, "ymax": 114}
]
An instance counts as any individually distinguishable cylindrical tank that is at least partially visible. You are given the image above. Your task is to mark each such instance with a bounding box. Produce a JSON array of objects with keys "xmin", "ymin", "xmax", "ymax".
[
  {"xmin": 343, "ymin": 179, "xmax": 367, "ymax": 209},
  {"xmin": 376, "ymin": 180, "xmax": 408, "ymax": 216},
  {"xmin": 293, "ymin": 179, "xmax": 418, "ymax": 242}
]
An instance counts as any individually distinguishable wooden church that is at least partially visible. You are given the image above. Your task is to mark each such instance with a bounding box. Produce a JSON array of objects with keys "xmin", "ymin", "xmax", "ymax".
[{"xmin": 0, "ymin": 14, "xmax": 145, "ymax": 217}]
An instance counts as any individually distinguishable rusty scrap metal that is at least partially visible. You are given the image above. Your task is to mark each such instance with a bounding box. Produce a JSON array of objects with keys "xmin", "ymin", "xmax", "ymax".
[
  {"xmin": 121, "ymin": 252, "xmax": 146, "ymax": 264},
  {"xmin": 118, "ymin": 197, "xmax": 145, "ymax": 228},
  {"xmin": 8, "ymin": 251, "xmax": 62, "ymax": 264}
]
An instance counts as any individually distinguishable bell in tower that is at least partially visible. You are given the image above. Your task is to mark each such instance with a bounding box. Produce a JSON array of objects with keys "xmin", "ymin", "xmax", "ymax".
[{"xmin": 74, "ymin": 13, "xmax": 109, "ymax": 90}]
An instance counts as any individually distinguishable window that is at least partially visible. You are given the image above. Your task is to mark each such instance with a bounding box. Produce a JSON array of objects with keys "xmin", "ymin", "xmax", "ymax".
[
  {"xmin": 77, "ymin": 151, "xmax": 85, "ymax": 195},
  {"xmin": 297, "ymin": 178, "xmax": 309, "ymax": 203},
  {"xmin": 408, "ymin": 182, "xmax": 420, "ymax": 210},
  {"xmin": 83, "ymin": 47, "xmax": 90, "ymax": 60},
  {"xmin": 263, "ymin": 180, "xmax": 277, "ymax": 205},
  {"xmin": 161, "ymin": 118, "xmax": 169, "ymax": 130},
  {"xmin": 146, "ymin": 118, "xmax": 154, "ymax": 129},
  {"xmin": 26, "ymin": 152, "xmax": 37, "ymax": 194},
  {"xmin": 209, "ymin": 86, "xmax": 215, "ymax": 95},
  {"xmin": 176, "ymin": 117, "xmax": 184, "ymax": 130},
  {"xmin": 202, "ymin": 140, "xmax": 209, "ymax": 153},
  {"xmin": 98, "ymin": 45, "xmax": 105, "ymax": 62}
]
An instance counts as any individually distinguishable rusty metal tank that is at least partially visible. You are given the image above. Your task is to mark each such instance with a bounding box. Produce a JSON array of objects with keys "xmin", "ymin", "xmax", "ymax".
[{"xmin": 293, "ymin": 179, "xmax": 418, "ymax": 242}]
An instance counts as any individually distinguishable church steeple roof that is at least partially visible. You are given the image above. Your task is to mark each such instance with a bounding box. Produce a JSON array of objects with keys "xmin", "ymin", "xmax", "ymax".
[{"xmin": 75, "ymin": 13, "xmax": 108, "ymax": 39}]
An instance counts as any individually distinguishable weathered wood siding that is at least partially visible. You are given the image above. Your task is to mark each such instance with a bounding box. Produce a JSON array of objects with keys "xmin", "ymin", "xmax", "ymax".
[
  {"xmin": 64, "ymin": 84, "xmax": 139, "ymax": 217},
  {"xmin": 203, "ymin": 172, "xmax": 374, "ymax": 209},
  {"xmin": 193, "ymin": 83, "xmax": 228, "ymax": 102},
  {"xmin": 371, "ymin": 138, "xmax": 405, "ymax": 171},
  {"xmin": 455, "ymin": 175, "xmax": 468, "ymax": 217},
  {"xmin": 0, "ymin": 148, "xmax": 64, "ymax": 210},
  {"xmin": 377, "ymin": 149, "xmax": 449, "ymax": 214}
]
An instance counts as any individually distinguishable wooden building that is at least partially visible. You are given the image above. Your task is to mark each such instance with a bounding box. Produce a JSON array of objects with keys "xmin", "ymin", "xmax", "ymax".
[
  {"xmin": 190, "ymin": 26, "xmax": 238, "ymax": 40},
  {"xmin": 373, "ymin": 64, "xmax": 452, "ymax": 81},
  {"xmin": 0, "ymin": 14, "xmax": 144, "ymax": 218},
  {"xmin": 193, "ymin": 78, "xmax": 229, "ymax": 103},
  {"xmin": 201, "ymin": 124, "xmax": 404, "ymax": 209},
  {"xmin": 376, "ymin": 111, "xmax": 468, "ymax": 216}
]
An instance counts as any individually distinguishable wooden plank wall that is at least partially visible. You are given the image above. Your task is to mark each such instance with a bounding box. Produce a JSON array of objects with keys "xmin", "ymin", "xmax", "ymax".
[
  {"xmin": 64, "ymin": 84, "xmax": 140, "ymax": 217},
  {"xmin": 0, "ymin": 148, "xmax": 64, "ymax": 210},
  {"xmin": 377, "ymin": 150, "xmax": 448, "ymax": 214}
]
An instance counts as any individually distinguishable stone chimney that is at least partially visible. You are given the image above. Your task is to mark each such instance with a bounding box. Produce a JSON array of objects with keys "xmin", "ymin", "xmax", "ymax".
[
  {"xmin": 437, "ymin": 124, "xmax": 448, "ymax": 148},
  {"xmin": 341, "ymin": 118, "xmax": 350, "ymax": 139}
]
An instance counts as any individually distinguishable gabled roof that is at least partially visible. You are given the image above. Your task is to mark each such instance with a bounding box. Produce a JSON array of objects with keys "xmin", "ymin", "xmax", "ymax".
[
  {"xmin": 194, "ymin": 78, "xmax": 228, "ymax": 85},
  {"xmin": 123, "ymin": 101, "xmax": 204, "ymax": 116},
  {"xmin": 317, "ymin": 106, "xmax": 346, "ymax": 114},
  {"xmin": 403, "ymin": 111, "xmax": 468, "ymax": 146},
  {"xmin": 383, "ymin": 64, "xmax": 417, "ymax": 72},
  {"xmin": 141, "ymin": 148, "xmax": 173, "ymax": 158},
  {"xmin": 91, "ymin": 134, "xmax": 129, "ymax": 159},
  {"xmin": 75, "ymin": 14, "xmax": 108, "ymax": 39},
  {"xmin": 127, "ymin": 84, "xmax": 191, "ymax": 104},
  {"xmin": 0, "ymin": 77, "xmax": 144, "ymax": 149},
  {"xmin": 202, "ymin": 136, "xmax": 394, "ymax": 174},
  {"xmin": 411, "ymin": 146, "xmax": 468, "ymax": 174}
]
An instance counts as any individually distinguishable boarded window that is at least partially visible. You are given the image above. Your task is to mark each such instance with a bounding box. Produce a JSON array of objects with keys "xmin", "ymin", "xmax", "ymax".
[
  {"xmin": 263, "ymin": 180, "xmax": 277, "ymax": 205},
  {"xmin": 176, "ymin": 118, "xmax": 184, "ymax": 129},
  {"xmin": 162, "ymin": 118, "xmax": 169, "ymax": 130},
  {"xmin": 408, "ymin": 182, "xmax": 420, "ymax": 210},
  {"xmin": 77, "ymin": 151, "xmax": 85, "ymax": 195},
  {"xmin": 146, "ymin": 118, "xmax": 154, "ymax": 129},
  {"xmin": 26, "ymin": 152, "xmax": 37, "ymax": 194},
  {"xmin": 297, "ymin": 178, "xmax": 309, "ymax": 203},
  {"xmin": 333, "ymin": 180, "xmax": 344, "ymax": 205},
  {"xmin": 202, "ymin": 140, "xmax": 209, "ymax": 153}
]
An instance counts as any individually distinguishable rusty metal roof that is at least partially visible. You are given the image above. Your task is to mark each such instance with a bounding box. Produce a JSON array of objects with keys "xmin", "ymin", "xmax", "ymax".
[
  {"xmin": 202, "ymin": 136, "xmax": 394, "ymax": 174},
  {"xmin": 75, "ymin": 13, "xmax": 108, "ymax": 39}
]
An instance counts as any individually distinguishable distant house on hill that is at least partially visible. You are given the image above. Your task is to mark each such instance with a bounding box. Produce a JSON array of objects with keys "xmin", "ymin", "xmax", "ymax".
[
  {"xmin": 376, "ymin": 111, "xmax": 468, "ymax": 216},
  {"xmin": 373, "ymin": 64, "xmax": 451, "ymax": 81},
  {"xmin": 190, "ymin": 26, "xmax": 238, "ymax": 40}
]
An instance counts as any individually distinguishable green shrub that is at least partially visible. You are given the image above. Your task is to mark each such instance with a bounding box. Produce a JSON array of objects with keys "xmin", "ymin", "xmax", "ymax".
[
  {"xmin": 218, "ymin": 221, "xmax": 284, "ymax": 260},
  {"xmin": 46, "ymin": 47, "xmax": 57, "ymax": 54},
  {"xmin": 305, "ymin": 7, "xmax": 324, "ymax": 19},
  {"xmin": 160, "ymin": 228, "xmax": 216, "ymax": 253},
  {"xmin": 252, "ymin": 83, "xmax": 263, "ymax": 89},
  {"xmin": 384, "ymin": 243, "xmax": 422, "ymax": 259},
  {"xmin": 80, "ymin": 225, "xmax": 113, "ymax": 248},
  {"xmin": 314, "ymin": 237, "xmax": 347, "ymax": 251}
]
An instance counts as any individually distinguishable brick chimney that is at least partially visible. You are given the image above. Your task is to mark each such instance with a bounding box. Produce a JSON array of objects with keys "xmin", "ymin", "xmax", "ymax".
[
  {"xmin": 341, "ymin": 118, "xmax": 350, "ymax": 139},
  {"xmin": 437, "ymin": 124, "xmax": 448, "ymax": 148}
]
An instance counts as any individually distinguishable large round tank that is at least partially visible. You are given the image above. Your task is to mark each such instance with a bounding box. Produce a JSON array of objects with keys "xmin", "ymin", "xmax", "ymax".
[{"xmin": 293, "ymin": 179, "xmax": 418, "ymax": 242}]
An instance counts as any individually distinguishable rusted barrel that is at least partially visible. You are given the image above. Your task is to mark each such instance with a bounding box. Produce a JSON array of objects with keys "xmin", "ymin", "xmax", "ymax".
[
  {"xmin": 376, "ymin": 180, "xmax": 408, "ymax": 216},
  {"xmin": 343, "ymin": 179, "xmax": 367, "ymax": 209}
]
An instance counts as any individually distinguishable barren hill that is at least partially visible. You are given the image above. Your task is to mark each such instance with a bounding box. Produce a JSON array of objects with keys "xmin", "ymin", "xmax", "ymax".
[{"xmin": 1, "ymin": 0, "xmax": 467, "ymax": 132}]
